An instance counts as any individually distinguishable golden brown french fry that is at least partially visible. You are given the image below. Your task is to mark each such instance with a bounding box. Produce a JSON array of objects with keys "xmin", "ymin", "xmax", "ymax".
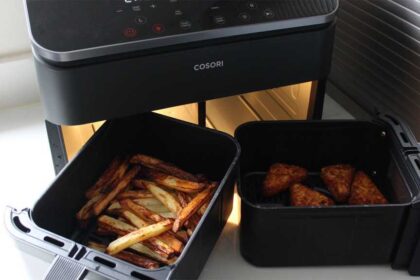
[
  {"xmin": 120, "ymin": 202, "xmax": 184, "ymax": 254},
  {"xmin": 142, "ymin": 180, "xmax": 182, "ymax": 214},
  {"xmin": 97, "ymin": 215, "xmax": 174, "ymax": 258},
  {"xmin": 134, "ymin": 198, "xmax": 169, "ymax": 213},
  {"xmin": 115, "ymin": 250, "xmax": 160, "ymax": 269},
  {"xmin": 86, "ymin": 158, "xmax": 129, "ymax": 199},
  {"xmin": 88, "ymin": 240, "xmax": 169, "ymax": 267},
  {"xmin": 130, "ymin": 243, "xmax": 172, "ymax": 265},
  {"xmin": 160, "ymin": 212, "xmax": 177, "ymax": 219},
  {"xmin": 176, "ymin": 192, "xmax": 200, "ymax": 232},
  {"xmin": 87, "ymin": 241, "xmax": 107, "ymax": 253},
  {"xmin": 198, "ymin": 201, "xmax": 209, "ymax": 216},
  {"xmin": 93, "ymin": 166, "xmax": 141, "ymax": 216},
  {"xmin": 176, "ymin": 192, "xmax": 190, "ymax": 208},
  {"xmin": 117, "ymin": 190, "xmax": 154, "ymax": 200},
  {"xmin": 107, "ymin": 201, "xmax": 121, "ymax": 214},
  {"xmin": 76, "ymin": 194, "xmax": 101, "ymax": 221},
  {"xmin": 173, "ymin": 188, "xmax": 213, "ymax": 232},
  {"xmin": 121, "ymin": 210, "xmax": 149, "ymax": 228},
  {"xmin": 132, "ymin": 179, "xmax": 146, "ymax": 190},
  {"xmin": 121, "ymin": 199, "xmax": 164, "ymax": 223},
  {"xmin": 98, "ymin": 215, "xmax": 137, "ymax": 236},
  {"xmin": 96, "ymin": 226, "xmax": 114, "ymax": 236},
  {"xmin": 144, "ymin": 169, "xmax": 205, "ymax": 193},
  {"xmin": 107, "ymin": 220, "xmax": 172, "ymax": 255},
  {"xmin": 130, "ymin": 154, "xmax": 198, "ymax": 181},
  {"xmin": 175, "ymin": 231, "xmax": 189, "ymax": 243}
]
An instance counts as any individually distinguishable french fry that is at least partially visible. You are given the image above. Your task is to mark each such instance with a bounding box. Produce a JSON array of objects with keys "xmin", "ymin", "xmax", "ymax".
[
  {"xmin": 176, "ymin": 192, "xmax": 200, "ymax": 232},
  {"xmin": 121, "ymin": 199, "xmax": 164, "ymax": 223},
  {"xmin": 87, "ymin": 241, "xmax": 107, "ymax": 252},
  {"xmin": 86, "ymin": 158, "xmax": 129, "ymax": 199},
  {"xmin": 97, "ymin": 215, "xmax": 174, "ymax": 258},
  {"xmin": 142, "ymin": 180, "xmax": 182, "ymax": 214},
  {"xmin": 160, "ymin": 212, "xmax": 177, "ymax": 219},
  {"xmin": 115, "ymin": 250, "xmax": 160, "ymax": 269},
  {"xmin": 132, "ymin": 179, "xmax": 146, "ymax": 190},
  {"xmin": 130, "ymin": 243, "xmax": 173, "ymax": 265},
  {"xmin": 198, "ymin": 201, "xmax": 209, "ymax": 216},
  {"xmin": 175, "ymin": 231, "xmax": 189, "ymax": 244},
  {"xmin": 88, "ymin": 240, "xmax": 172, "ymax": 265},
  {"xmin": 76, "ymin": 194, "xmax": 101, "ymax": 221},
  {"xmin": 107, "ymin": 199, "xmax": 170, "ymax": 215},
  {"xmin": 93, "ymin": 166, "xmax": 141, "ymax": 216},
  {"xmin": 107, "ymin": 201, "xmax": 121, "ymax": 214},
  {"xmin": 144, "ymin": 169, "xmax": 205, "ymax": 193},
  {"xmin": 98, "ymin": 215, "xmax": 137, "ymax": 236},
  {"xmin": 176, "ymin": 192, "xmax": 190, "ymax": 208},
  {"xmin": 121, "ymin": 210, "xmax": 149, "ymax": 227},
  {"xmin": 107, "ymin": 220, "xmax": 173, "ymax": 255},
  {"xmin": 117, "ymin": 190, "xmax": 154, "ymax": 200},
  {"xmin": 173, "ymin": 188, "xmax": 214, "ymax": 232},
  {"xmin": 130, "ymin": 154, "xmax": 198, "ymax": 181},
  {"xmin": 120, "ymin": 202, "xmax": 184, "ymax": 253},
  {"xmin": 134, "ymin": 198, "xmax": 170, "ymax": 213},
  {"xmin": 96, "ymin": 226, "xmax": 115, "ymax": 236}
]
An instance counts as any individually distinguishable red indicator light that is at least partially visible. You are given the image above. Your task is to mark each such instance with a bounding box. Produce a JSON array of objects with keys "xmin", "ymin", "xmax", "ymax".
[
  {"xmin": 123, "ymin": 27, "xmax": 137, "ymax": 38},
  {"xmin": 152, "ymin": 24, "xmax": 165, "ymax": 33}
]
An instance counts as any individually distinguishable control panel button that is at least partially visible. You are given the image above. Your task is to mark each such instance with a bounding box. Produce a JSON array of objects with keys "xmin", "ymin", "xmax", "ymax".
[
  {"xmin": 135, "ymin": 16, "xmax": 147, "ymax": 25},
  {"xmin": 179, "ymin": 20, "xmax": 192, "ymax": 30},
  {"xmin": 149, "ymin": 3, "xmax": 157, "ymax": 9},
  {"xmin": 213, "ymin": 15, "xmax": 226, "ymax": 25},
  {"xmin": 246, "ymin": 2, "xmax": 257, "ymax": 9},
  {"xmin": 263, "ymin": 9, "xmax": 275, "ymax": 19},
  {"xmin": 152, "ymin": 23, "xmax": 165, "ymax": 33},
  {"xmin": 174, "ymin": 9, "xmax": 183, "ymax": 16},
  {"xmin": 132, "ymin": 5, "xmax": 141, "ymax": 12},
  {"xmin": 123, "ymin": 27, "xmax": 138, "ymax": 38},
  {"xmin": 239, "ymin": 12, "xmax": 251, "ymax": 22}
]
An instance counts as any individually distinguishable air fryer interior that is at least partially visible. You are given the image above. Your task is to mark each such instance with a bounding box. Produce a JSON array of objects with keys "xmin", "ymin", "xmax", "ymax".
[
  {"xmin": 31, "ymin": 113, "xmax": 239, "ymax": 239},
  {"xmin": 236, "ymin": 121, "xmax": 413, "ymax": 206}
]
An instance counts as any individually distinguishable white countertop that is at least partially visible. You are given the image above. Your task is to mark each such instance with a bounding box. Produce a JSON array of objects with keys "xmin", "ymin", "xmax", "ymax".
[{"xmin": 0, "ymin": 103, "xmax": 415, "ymax": 280}]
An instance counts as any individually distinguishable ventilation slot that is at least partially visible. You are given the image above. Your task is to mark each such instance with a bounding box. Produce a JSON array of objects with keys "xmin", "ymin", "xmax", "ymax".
[
  {"xmin": 12, "ymin": 216, "xmax": 30, "ymax": 233},
  {"xmin": 75, "ymin": 246, "xmax": 87, "ymax": 260},
  {"xmin": 94, "ymin": 256, "xmax": 116, "ymax": 268},
  {"xmin": 44, "ymin": 236, "xmax": 64, "ymax": 247},
  {"xmin": 400, "ymin": 132, "xmax": 409, "ymax": 144},
  {"xmin": 415, "ymin": 159, "xmax": 420, "ymax": 172},
  {"xmin": 68, "ymin": 245, "xmax": 79, "ymax": 258},
  {"xmin": 385, "ymin": 115, "xmax": 399, "ymax": 126},
  {"xmin": 131, "ymin": 271, "xmax": 155, "ymax": 280}
]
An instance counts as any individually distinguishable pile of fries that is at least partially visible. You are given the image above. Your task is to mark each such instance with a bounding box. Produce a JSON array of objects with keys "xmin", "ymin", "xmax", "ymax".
[{"xmin": 76, "ymin": 154, "xmax": 217, "ymax": 269}]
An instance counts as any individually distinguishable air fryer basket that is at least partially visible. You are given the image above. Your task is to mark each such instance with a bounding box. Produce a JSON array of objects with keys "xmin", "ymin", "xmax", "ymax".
[
  {"xmin": 235, "ymin": 116, "xmax": 420, "ymax": 267},
  {"xmin": 6, "ymin": 112, "xmax": 240, "ymax": 280}
]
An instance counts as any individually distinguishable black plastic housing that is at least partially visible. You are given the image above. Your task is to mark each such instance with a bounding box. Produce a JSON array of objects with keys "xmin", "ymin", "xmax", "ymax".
[
  {"xmin": 235, "ymin": 117, "xmax": 420, "ymax": 267},
  {"xmin": 6, "ymin": 113, "xmax": 240, "ymax": 280},
  {"xmin": 34, "ymin": 22, "xmax": 335, "ymax": 125}
]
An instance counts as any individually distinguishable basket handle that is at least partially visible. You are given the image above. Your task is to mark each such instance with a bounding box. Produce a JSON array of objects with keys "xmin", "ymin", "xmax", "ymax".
[{"xmin": 44, "ymin": 255, "xmax": 87, "ymax": 280}]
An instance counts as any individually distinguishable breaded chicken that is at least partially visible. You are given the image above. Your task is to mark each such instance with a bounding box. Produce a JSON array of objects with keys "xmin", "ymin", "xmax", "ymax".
[
  {"xmin": 290, "ymin": 183, "xmax": 335, "ymax": 206},
  {"xmin": 263, "ymin": 163, "xmax": 307, "ymax": 197},
  {"xmin": 348, "ymin": 171, "xmax": 388, "ymax": 205},
  {"xmin": 321, "ymin": 164, "xmax": 355, "ymax": 202}
]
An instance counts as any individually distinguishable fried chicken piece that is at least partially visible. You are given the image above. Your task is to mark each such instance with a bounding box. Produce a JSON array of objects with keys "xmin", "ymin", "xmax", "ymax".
[
  {"xmin": 290, "ymin": 183, "xmax": 335, "ymax": 206},
  {"xmin": 348, "ymin": 171, "xmax": 388, "ymax": 205},
  {"xmin": 262, "ymin": 163, "xmax": 307, "ymax": 197},
  {"xmin": 321, "ymin": 164, "xmax": 355, "ymax": 202}
]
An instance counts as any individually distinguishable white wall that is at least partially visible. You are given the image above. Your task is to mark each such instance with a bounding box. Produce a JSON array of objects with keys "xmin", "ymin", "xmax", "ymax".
[{"xmin": 0, "ymin": 0, "xmax": 40, "ymax": 109}]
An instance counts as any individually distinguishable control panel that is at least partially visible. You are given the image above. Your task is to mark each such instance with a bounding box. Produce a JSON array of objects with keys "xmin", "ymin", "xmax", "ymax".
[{"xmin": 26, "ymin": 0, "xmax": 337, "ymax": 56}]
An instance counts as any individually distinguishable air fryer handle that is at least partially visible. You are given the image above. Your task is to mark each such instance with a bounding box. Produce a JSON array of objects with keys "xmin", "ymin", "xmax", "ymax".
[{"xmin": 44, "ymin": 255, "xmax": 88, "ymax": 280}]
